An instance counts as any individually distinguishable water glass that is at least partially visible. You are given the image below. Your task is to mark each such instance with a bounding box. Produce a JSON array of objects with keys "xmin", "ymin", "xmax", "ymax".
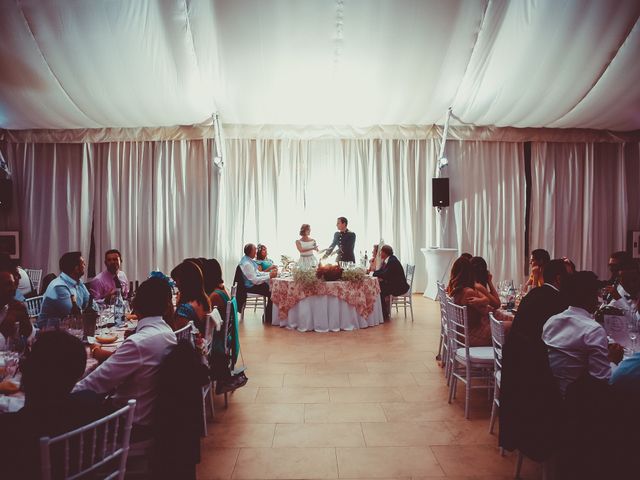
[
  {"xmin": 61, "ymin": 315, "xmax": 84, "ymax": 340},
  {"xmin": 628, "ymin": 317, "xmax": 639, "ymax": 353}
]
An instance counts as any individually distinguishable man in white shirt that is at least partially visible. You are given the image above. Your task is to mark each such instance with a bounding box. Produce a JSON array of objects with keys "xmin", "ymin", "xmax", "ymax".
[
  {"xmin": 74, "ymin": 277, "xmax": 176, "ymax": 434},
  {"xmin": 543, "ymin": 271, "xmax": 623, "ymax": 396},
  {"xmin": 239, "ymin": 243, "xmax": 277, "ymax": 323}
]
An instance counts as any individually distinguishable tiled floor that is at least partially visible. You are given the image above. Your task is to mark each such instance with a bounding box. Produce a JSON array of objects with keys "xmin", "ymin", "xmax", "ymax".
[{"xmin": 197, "ymin": 296, "xmax": 542, "ymax": 479}]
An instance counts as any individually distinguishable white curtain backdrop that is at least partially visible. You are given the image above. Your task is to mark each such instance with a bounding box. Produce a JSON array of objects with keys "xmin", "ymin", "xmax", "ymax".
[
  {"xmin": 3, "ymin": 139, "xmax": 219, "ymax": 282},
  {"xmin": 530, "ymin": 142, "xmax": 628, "ymax": 279},
  {"xmin": 3, "ymin": 143, "xmax": 96, "ymax": 275},
  {"xmin": 217, "ymin": 138, "xmax": 439, "ymax": 291},
  {"xmin": 442, "ymin": 140, "xmax": 526, "ymax": 283}
]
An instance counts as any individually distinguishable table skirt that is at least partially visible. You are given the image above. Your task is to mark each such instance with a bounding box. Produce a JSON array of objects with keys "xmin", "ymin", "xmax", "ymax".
[{"xmin": 272, "ymin": 295, "xmax": 384, "ymax": 332}]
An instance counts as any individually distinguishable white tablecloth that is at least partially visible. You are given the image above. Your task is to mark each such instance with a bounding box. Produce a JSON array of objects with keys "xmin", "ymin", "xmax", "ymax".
[{"xmin": 272, "ymin": 295, "xmax": 384, "ymax": 332}]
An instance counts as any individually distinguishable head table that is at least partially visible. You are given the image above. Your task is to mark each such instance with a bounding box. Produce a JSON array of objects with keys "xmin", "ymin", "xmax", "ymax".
[{"xmin": 270, "ymin": 276, "xmax": 384, "ymax": 332}]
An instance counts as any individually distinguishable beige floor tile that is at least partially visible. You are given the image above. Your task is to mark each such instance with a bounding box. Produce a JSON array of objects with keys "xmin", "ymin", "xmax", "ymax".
[
  {"xmin": 232, "ymin": 447, "xmax": 338, "ymax": 479},
  {"xmin": 212, "ymin": 386, "xmax": 258, "ymax": 405},
  {"xmin": 444, "ymin": 419, "xmax": 498, "ymax": 445},
  {"xmin": 411, "ymin": 372, "xmax": 448, "ymax": 386},
  {"xmin": 197, "ymin": 447, "xmax": 239, "ymax": 479},
  {"xmin": 381, "ymin": 401, "xmax": 459, "ymax": 422},
  {"xmin": 221, "ymin": 403, "xmax": 305, "ymax": 424},
  {"xmin": 306, "ymin": 362, "xmax": 369, "ymax": 374},
  {"xmin": 348, "ymin": 372, "xmax": 418, "ymax": 387},
  {"xmin": 284, "ymin": 373, "xmax": 351, "ymax": 387},
  {"xmin": 336, "ymin": 446, "xmax": 445, "ymax": 478},
  {"xmin": 248, "ymin": 362, "xmax": 307, "ymax": 374},
  {"xmin": 256, "ymin": 387, "xmax": 330, "ymax": 403},
  {"xmin": 202, "ymin": 423, "xmax": 275, "ymax": 448},
  {"xmin": 396, "ymin": 385, "xmax": 450, "ymax": 402},
  {"xmin": 430, "ymin": 444, "xmax": 520, "ymax": 477},
  {"xmin": 365, "ymin": 361, "xmax": 429, "ymax": 373},
  {"xmin": 273, "ymin": 423, "xmax": 365, "ymax": 447},
  {"xmin": 329, "ymin": 387, "xmax": 404, "ymax": 403},
  {"xmin": 361, "ymin": 421, "xmax": 454, "ymax": 446},
  {"xmin": 268, "ymin": 351, "xmax": 326, "ymax": 363},
  {"xmin": 305, "ymin": 403, "xmax": 387, "ymax": 423},
  {"xmin": 246, "ymin": 373, "xmax": 284, "ymax": 387}
]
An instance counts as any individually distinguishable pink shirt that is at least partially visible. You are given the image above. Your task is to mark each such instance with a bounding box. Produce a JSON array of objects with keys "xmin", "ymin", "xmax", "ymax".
[{"xmin": 89, "ymin": 269, "xmax": 130, "ymax": 300}]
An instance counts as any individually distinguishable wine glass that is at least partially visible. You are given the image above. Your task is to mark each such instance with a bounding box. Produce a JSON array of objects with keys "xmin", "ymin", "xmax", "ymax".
[{"xmin": 628, "ymin": 316, "xmax": 639, "ymax": 354}]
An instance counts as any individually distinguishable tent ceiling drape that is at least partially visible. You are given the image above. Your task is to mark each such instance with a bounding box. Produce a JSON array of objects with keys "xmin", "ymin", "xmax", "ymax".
[{"xmin": 1, "ymin": 0, "xmax": 639, "ymax": 132}]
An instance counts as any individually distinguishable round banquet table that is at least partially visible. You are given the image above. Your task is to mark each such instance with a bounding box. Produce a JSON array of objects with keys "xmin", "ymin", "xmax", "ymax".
[{"xmin": 271, "ymin": 277, "xmax": 384, "ymax": 332}]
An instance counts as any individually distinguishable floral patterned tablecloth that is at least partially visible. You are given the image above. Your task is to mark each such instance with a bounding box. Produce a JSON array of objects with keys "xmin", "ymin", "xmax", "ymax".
[{"xmin": 271, "ymin": 277, "xmax": 381, "ymax": 321}]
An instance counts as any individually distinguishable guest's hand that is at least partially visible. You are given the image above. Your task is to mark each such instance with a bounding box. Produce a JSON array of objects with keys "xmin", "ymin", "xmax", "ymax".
[
  {"xmin": 603, "ymin": 285, "xmax": 621, "ymax": 300},
  {"xmin": 608, "ymin": 343, "xmax": 624, "ymax": 364}
]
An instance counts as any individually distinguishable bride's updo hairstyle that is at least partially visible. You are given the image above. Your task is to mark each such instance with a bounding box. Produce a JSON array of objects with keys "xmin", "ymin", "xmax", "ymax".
[{"xmin": 299, "ymin": 224, "xmax": 310, "ymax": 236}]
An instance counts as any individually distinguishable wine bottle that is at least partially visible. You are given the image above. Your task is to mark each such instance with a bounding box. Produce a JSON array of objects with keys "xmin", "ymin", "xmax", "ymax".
[
  {"xmin": 70, "ymin": 294, "xmax": 82, "ymax": 316},
  {"xmin": 82, "ymin": 293, "xmax": 99, "ymax": 338}
]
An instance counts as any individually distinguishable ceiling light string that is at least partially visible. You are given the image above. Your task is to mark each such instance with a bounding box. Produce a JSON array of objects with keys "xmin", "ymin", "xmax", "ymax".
[
  {"xmin": 212, "ymin": 112, "xmax": 224, "ymax": 168},
  {"xmin": 436, "ymin": 107, "xmax": 452, "ymax": 178}
]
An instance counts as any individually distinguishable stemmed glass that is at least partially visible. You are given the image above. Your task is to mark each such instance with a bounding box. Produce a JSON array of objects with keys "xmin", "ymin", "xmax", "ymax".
[{"xmin": 628, "ymin": 316, "xmax": 639, "ymax": 354}]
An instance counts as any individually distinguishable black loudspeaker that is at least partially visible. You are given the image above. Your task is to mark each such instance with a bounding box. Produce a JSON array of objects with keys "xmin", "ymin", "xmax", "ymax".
[
  {"xmin": 432, "ymin": 177, "xmax": 449, "ymax": 207},
  {"xmin": 0, "ymin": 179, "xmax": 12, "ymax": 211}
]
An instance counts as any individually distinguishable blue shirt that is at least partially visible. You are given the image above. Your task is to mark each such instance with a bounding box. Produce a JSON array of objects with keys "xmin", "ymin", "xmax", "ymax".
[
  {"xmin": 610, "ymin": 353, "xmax": 640, "ymax": 395},
  {"xmin": 38, "ymin": 273, "xmax": 90, "ymax": 326}
]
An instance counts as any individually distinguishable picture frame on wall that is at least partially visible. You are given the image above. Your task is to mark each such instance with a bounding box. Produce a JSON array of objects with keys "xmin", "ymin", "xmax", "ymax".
[{"xmin": 0, "ymin": 231, "xmax": 19, "ymax": 259}]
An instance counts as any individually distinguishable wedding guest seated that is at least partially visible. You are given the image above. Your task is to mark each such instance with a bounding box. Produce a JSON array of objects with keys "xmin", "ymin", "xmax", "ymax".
[
  {"xmin": 0, "ymin": 253, "xmax": 27, "ymax": 301},
  {"xmin": 446, "ymin": 256, "xmax": 492, "ymax": 346},
  {"xmin": 239, "ymin": 243, "xmax": 277, "ymax": 323},
  {"xmin": 89, "ymin": 248, "xmax": 130, "ymax": 302},
  {"xmin": 170, "ymin": 259, "xmax": 211, "ymax": 333},
  {"xmin": 606, "ymin": 250, "xmax": 632, "ymax": 286},
  {"xmin": 372, "ymin": 245, "xmax": 409, "ymax": 320},
  {"xmin": 499, "ymin": 259, "xmax": 568, "ymax": 458},
  {"xmin": 0, "ymin": 266, "xmax": 32, "ymax": 349},
  {"xmin": 201, "ymin": 258, "xmax": 248, "ymax": 393},
  {"xmin": 38, "ymin": 251, "xmax": 89, "ymax": 327},
  {"xmin": 256, "ymin": 244, "xmax": 277, "ymax": 272},
  {"xmin": 74, "ymin": 277, "xmax": 177, "ymax": 439},
  {"xmin": 470, "ymin": 256, "xmax": 500, "ymax": 309},
  {"xmin": 542, "ymin": 271, "xmax": 624, "ymax": 397},
  {"xmin": 367, "ymin": 244, "xmax": 379, "ymax": 273},
  {"xmin": 610, "ymin": 351, "xmax": 640, "ymax": 395},
  {"xmin": 16, "ymin": 265, "xmax": 36, "ymax": 299},
  {"xmin": 606, "ymin": 258, "xmax": 640, "ymax": 316},
  {"xmin": 525, "ymin": 248, "xmax": 550, "ymax": 288},
  {"xmin": 0, "ymin": 331, "xmax": 106, "ymax": 480},
  {"xmin": 40, "ymin": 272, "xmax": 57, "ymax": 295}
]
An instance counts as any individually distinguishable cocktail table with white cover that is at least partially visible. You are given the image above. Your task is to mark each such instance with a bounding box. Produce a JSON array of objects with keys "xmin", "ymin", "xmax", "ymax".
[{"xmin": 271, "ymin": 277, "xmax": 384, "ymax": 332}]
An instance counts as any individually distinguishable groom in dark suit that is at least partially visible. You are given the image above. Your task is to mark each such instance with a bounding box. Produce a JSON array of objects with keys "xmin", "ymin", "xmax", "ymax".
[
  {"xmin": 323, "ymin": 217, "xmax": 356, "ymax": 263},
  {"xmin": 373, "ymin": 245, "xmax": 409, "ymax": 320}
]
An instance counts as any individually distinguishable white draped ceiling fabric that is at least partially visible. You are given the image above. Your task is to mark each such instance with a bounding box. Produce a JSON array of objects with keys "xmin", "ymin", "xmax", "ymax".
[{"xmin": 1, "ymin": 0, "xmax": 640, "ymax": 288}]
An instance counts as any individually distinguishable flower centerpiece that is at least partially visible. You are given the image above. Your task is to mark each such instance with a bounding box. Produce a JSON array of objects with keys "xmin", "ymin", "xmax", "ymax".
[
  {"xmin": 316, "ymin": 264, "xmax": 343, "ymax": 281},
  {"xmin": 341, "ymin": 267, "xmax": 367, "ymax": 284},
  {"xmin": 280, "ymin": 255, "xmax": 296, "ymax": 274},
  {"xmin": 292, "ymin": 266, "xmax": 320, "ymax": 292}
]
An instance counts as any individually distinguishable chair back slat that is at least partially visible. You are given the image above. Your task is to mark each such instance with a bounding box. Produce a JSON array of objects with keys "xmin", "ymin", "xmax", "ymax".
[
  {"xmin": 405, "ymin": 264, "xmax": 415, "ymax": 289},
  {"xmin": 174, "ymin": 321, "xmax": 195, "ymax": 346},
  {"xmin": 230, "ymin": 282, "xmax": 238, "ymax": 299},
  {"xmin": 445, "ymin": 299, "xmax": 471, "ymax": 355},
  {"xmin": 489, "ymin": 312, "xmax": 505, "ymax": 372},
  {"xmin": 25, "ymin": 295, "xmax": 43, "ymax": 317},
  {"xmin": 25, "ymin": 268, "xmax": 43, "ymax": 292},
  {"xmin": 40, "ymin": 400, "xmax": 136, "ymax": 480}
]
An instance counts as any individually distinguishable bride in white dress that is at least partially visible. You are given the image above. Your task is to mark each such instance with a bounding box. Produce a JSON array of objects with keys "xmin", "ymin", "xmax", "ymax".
[{"xmin": 296, "ymin": 223, "xmax": 319, "ymax": 269}]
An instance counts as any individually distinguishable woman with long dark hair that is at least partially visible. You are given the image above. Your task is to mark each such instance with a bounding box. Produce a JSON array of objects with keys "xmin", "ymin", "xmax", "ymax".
[
  {"xmin": 446, "ymin": 256, "xmax": 492, "ymax": 347},
  {"xmin": 170, "ymin": 260, "xmax": 211, "ymax": 332},
  {"xmin": 470, "ymin": 256, "xmax": 501, "ymax": 309}
]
